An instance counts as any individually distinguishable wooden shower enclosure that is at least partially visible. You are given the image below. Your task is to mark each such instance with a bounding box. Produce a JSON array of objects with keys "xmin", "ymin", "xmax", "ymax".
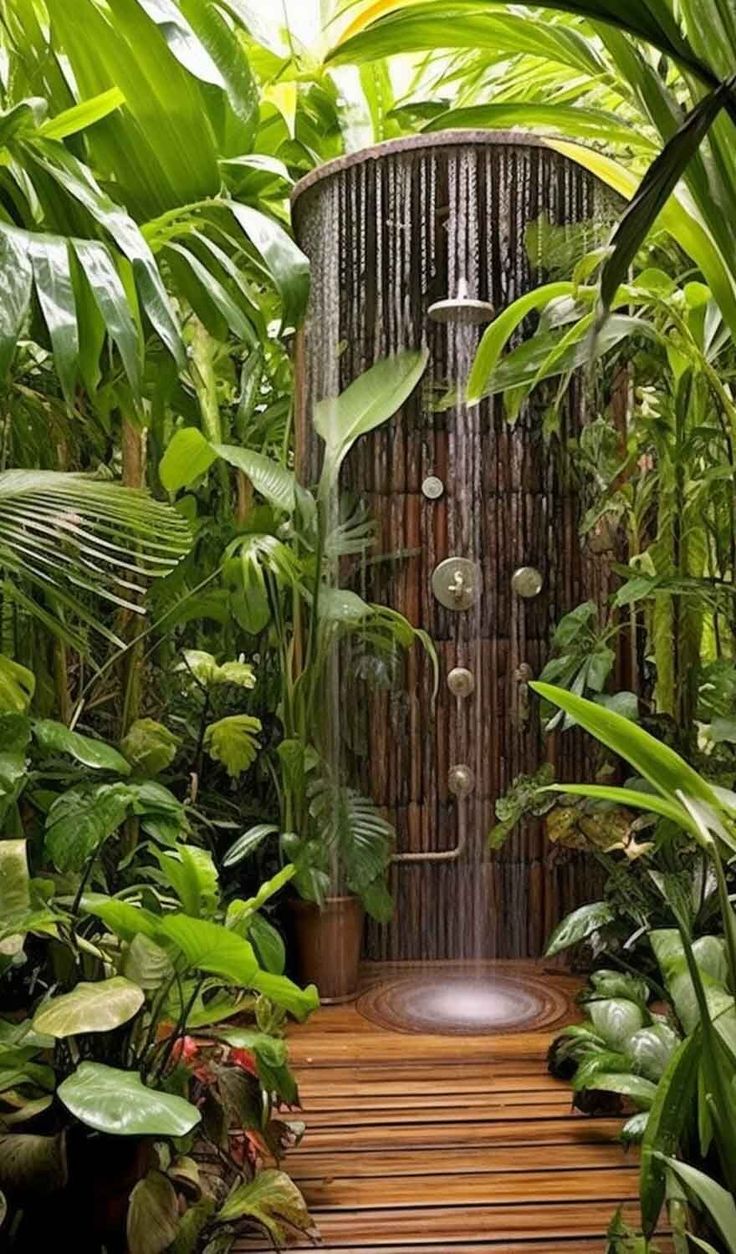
[{"xmin": 292, "ymin": 132, "xmax": 621, "ymax": 961}]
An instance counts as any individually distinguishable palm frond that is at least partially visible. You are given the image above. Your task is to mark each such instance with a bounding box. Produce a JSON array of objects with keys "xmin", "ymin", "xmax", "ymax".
[{"xmin": 0, "ymin": 471, "xmax": 190, "ymax": 647}]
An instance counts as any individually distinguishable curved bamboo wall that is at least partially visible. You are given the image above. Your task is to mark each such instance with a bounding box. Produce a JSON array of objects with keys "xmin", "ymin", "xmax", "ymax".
[{"xmin": 292, "ymin": 132, "xmax": 622, "ymax": 960}]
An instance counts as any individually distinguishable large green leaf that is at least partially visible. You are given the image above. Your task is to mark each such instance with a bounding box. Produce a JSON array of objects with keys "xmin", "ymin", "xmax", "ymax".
[
  {"xmin": 0, "ymin": 227, "xmax": 32, "ymax": 378},
  {"xmin": 155, "ymin": 846, "xmax": 218, "ymax": 918},
  {"xmin": 33, "ymin": 720, "xmax": 131, "ymax": 774},
  {"xmin": 213, "ymin": 445, "xmax": 296, "ymax": 513},
  {"xmin": 29, "ymin": 235, "xmax": 79, "ymax": 404},
  {"xmin": 423, "ymin": 102, "xmax": 654, "ymax": 151},
  {"xmin": 44, "ymin": 782, "xmax": 133, "ymax": 873},
  {"xmin": 154, "ymin": 914, "xmax": 260, "ymax": 985},
  {"xmin": 57, "ymin": 1062, "xmax": 200, "ymax": 1136},
  {"xmin": 204, "ymin": 714, "xmax": 262, "ymax": 778},
  {"xmin": 544, "ymin": 783, "xmax": 701, "ymax": 839},
  {"xmin": 34, "ymin": 977, "xmax": 144, "ymax": 1038},
  {"xmin": 662, "ymin": 1158, "xmax": 736, "ymax": 1253},
  {"xmin": 530, "ymin": 683, "xmax": 718, "ymax": 807},
  {"xmin": 332, "ymin": 0, "xmax": 705, "ymax": 75},
  {"xmin": 598, "ymin": 80, "xmax": 734, "ymax": 320},
  {"xmin": 82, "ymin": 894, "xmax": 160, "ymax": 942},
  {"xmin": 126, "ymin": 1170, "xmax": 180, "ymax": 1254},
  {"xmin": 160, "ymin": 428, "xmax": 217, "ymax": 493},
  {"xmin": 229, "ymin": 204, "xmax": 310, "ymax": 331},
  {"xmin": 545, "ymin": 900, "xmax": 615, "ymax": 956},
  {"xmin": 72, "ymin": 238, "xmax": 141, "ymax": 393},
  {"xmin": 39, "ymin": 88, "xmax": 125, "ymax": 141},
  {"xmin": 640, "ymin": 1034, "xmax": 699, "ymax": 1237},
  {"xmin": 332, "ymin": 4, "xmax": 609, "ymax": 77},
  {"xmin": 45, "ymin": 0, "xmax": 219, "ymax": 218},
  {"xmin": 250, "ymin": 971, "xmax": 319, "ymax": 1021},
  {"xmin": 314, "ymin": 349, "xmax": 428, "ymax": 487},
  {"xmin": 218, "ymin": 1169, "xmax": 316, "ymax": 1244},
  {"xmin": 549, "ymin": 140, "xmax": 736, "ymax": 344}
]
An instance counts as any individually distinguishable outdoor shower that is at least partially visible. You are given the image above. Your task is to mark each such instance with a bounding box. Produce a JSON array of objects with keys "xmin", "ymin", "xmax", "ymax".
[{"xmin": 292, "ymin": 132, "xmax": 620, "ymax": 979}]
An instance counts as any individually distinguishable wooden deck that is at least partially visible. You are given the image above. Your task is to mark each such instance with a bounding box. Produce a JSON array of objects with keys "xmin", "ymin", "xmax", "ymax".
[{"xmin": 237, "ymin": 962, "xmax": 657, "ymax": 1252}]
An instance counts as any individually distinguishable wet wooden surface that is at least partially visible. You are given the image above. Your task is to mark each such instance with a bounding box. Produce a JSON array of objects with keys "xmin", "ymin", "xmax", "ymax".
[{"xmin": 236, "ymin": 962, "xmax": 670, "ymax": 1252}]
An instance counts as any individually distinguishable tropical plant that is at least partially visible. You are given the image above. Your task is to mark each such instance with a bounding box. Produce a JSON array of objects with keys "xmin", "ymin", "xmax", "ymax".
[
  {"xmin": 0, "ymin": 820, "xmax": 318, "ymax": 1251},
  {"xmin": 328, "ymin": 1, "xmax": 736, "ymax": 347},
  {"xmin": 163, "ymin": 350, "xmax": 434, "ymax": 920},
  {"xmin": 535, "ymin": 682, "xmax": 736, "ymax": 1246}
]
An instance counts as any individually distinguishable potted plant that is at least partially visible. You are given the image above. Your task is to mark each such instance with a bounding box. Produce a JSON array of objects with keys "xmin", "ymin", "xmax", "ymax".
[{"xmin": 166, "ymin": 351, "xmax": 434, "ymax": 1000}]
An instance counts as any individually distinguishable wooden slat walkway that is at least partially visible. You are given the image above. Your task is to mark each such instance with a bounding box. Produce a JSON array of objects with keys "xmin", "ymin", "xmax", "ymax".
[{"xmin": 236, "ymin": 962, "xmax": 667, "ymax": 1252}]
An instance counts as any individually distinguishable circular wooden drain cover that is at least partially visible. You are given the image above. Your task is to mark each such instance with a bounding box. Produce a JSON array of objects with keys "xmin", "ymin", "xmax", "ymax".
[{"xmin": 356, "ymin": 972, "xmax": 569, "ymax": 1035}]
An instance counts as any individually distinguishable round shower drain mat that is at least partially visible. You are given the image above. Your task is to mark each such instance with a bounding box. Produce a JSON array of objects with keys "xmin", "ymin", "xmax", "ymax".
[{"xmin": 356, "ymin": 971, "xmax": 569, "ymax": 1035}]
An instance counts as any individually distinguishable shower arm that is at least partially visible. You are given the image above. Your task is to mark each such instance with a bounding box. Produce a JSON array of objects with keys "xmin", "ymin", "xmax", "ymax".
[{"xmin": 391, "ymin": 828, "xmax": 467, "ymax": 864}]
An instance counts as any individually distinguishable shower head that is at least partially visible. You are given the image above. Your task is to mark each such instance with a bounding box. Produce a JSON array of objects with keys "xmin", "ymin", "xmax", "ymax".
[{"xmin": 427, "ymin": 278, "xmax": 494, "ymax": 326}]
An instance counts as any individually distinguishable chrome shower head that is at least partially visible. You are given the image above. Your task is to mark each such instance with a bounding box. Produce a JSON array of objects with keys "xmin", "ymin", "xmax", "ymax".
[{"xmin": 428, "ymin": 277, "xmax": 495, "ymax": 326}]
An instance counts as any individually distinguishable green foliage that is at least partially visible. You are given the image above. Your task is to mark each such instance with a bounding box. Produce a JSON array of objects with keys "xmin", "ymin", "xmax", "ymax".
[{"xmin": 204, "ymin": 714, "xmax": 262, "ymax": 778}]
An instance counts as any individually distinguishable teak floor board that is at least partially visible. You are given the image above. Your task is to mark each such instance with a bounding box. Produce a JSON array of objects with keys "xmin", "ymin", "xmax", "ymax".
[
  {"xmin": 300, "ymin": 1115, "xmax": 624, "ymax": 1152},
  {"xmin": 290, "ymin": 1142, "xmax": 634, "ymax": 1180},
  {"xmin": 233, "ymin": 962, "xmax": 658, "ymax": 1252},
  {"xmin": 303, "ymin": 1165, "xmax": 639, "ymax": 1209}
]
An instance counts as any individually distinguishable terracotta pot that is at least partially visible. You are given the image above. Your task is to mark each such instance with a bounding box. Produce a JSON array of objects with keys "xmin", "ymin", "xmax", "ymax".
[{"xmin": 289, "ymin": 895, "xmax": 364, "ymax": 1003}]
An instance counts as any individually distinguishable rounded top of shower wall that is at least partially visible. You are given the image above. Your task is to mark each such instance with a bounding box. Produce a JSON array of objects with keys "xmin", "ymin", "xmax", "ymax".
[{"xmin": 291, "ymin": 129, "xmax": 552, "ymax": 205}]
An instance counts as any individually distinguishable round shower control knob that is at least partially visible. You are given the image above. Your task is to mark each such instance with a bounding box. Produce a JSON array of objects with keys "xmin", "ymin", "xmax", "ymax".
[
  {"xmin": 422, "ymin": 475, "xmax": 444, "ymax": 500},
  {"xmin": 432, "ymin": 557, "xmax": 480, "ymax": 610},
  {"xmin": 447, "ymin": 667, "xmax": 475, "ymax": 698},
  {"xmin": 448, "ymin": 764, "xmax": 475, "ymax": 798},
  {"xmin": 511, "ymin": 565, "xmax": 544, "ymax": 599}
]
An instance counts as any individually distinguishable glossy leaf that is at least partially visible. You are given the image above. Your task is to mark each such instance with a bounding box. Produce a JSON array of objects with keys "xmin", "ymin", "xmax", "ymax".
[
  {"xmin": 223, "ymin": 823, "xmax": 279, "ymax": 868},
  {"xmin": 333, "ymin": 5, "xmax": 608, "ymax": 77},
  {"xmin": 588, "ymin": 998, "xmax": 646, "ymax": 1050},
  {"xmin": 545, "ymin": 900, "xmax": 615, "ymax": 956},
  {"xmin": 44, "ymin": 782, "xmax": 133, "ymax": 873},
  {"xmin": 33, "ymin": 720, "xmax": 131, "ymax": 774},
  {"xmin": 640, "ymin": 1034, "xmax": 699, "ymax": 1237},
  {"xmin": 599, "ymin": 80, "xmax": 734, "ymax": 321},
  {"xmin": 72, "ymin": 239, "xmax": 141, "ymax": 394},
  {"xmin": 0, "ymin": 227, "xmax": 32, "ymax": 378},
  {"xmin": 423, "ymin": 102, "xmax": 654, "ymax": 151},
  {"xmin": 581, "ymin": 1071, "xmax": 659, "ymax": 1108},
  {"xmin": 333, "ymin": 0, "xmax": 703, "ymax": 72},
  {"xmin": 58, "ymin": 1062, "xmax": 200, "ymax": 1136},
  {"xmin": 127, "ymin": 1170, "xmax": 179, "ymax": 1254},
  {"xmin": 39, "ymin": 88, "xmax": 125, "ymax": 140},
  {"xmin": 531, "ymin": 684, "xmax": 718, "ymax": 807},
  {"xmin": 249, "ymin": 970, "xmax": 319, "ymax": 1021},
  {"xmin": 230, "ymin": 203, "xmax": 310, "ymax": 331},
  {"xmin": 29, "ymin": 236, "xmax": 78, "ymax": 404},
  {"xmin": 315, "ymin": 350, "xmax": 428, "ymax": 486},
  {"xmin": 34, "ymin": 977, "xmax": 144, "ymax": 1038},
  {"xmin": 218, "ymin": 1168, "xmax": 316, "ymax": 1243},
  {"xmin": 160, "ymin": 428, "xmax": 217, "ymax": 493},
  {"xmin": 204, "ymin": 714, "xmax": 262, "ymax": 778},
  {"xmin": 661, "ymin": 1158, "xmax": 736, "ymax": 1253},
  {"xmin": 154, "ymin": 914, "xmax": 260, "ymax": 985},
  {"xmin": 213, "ymin": 444, "xmax": 296, "ymax": 513}
]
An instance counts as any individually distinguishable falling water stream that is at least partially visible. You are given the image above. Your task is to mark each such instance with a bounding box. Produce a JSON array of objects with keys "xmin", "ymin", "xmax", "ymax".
[{"xmin": 293, "ymin": 133, "xmax": 618, "ymax": 1031}]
